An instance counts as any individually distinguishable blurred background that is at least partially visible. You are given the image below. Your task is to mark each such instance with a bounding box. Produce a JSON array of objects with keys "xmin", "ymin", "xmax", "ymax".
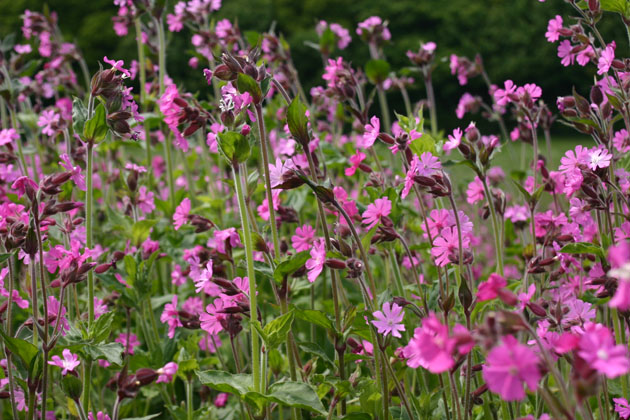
[{"xmin": 1, "ymin": 0, "xmax": 624, "ymax": 146}]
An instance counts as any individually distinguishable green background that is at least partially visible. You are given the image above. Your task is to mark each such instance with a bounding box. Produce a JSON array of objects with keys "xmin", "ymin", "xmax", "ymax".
[{"xmin": 0, "ymin": 0, "xmax": 624, "ymax": 135}]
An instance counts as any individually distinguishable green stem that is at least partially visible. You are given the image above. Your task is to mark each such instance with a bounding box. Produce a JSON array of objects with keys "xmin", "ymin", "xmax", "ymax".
[
  {"xmin": 254, "ymin": 104, "xmax": 281, "ymax": 257},
  {"xmin": 86, "ymin": 143, "xmax": 94, "ymax": 326},
  {"xmin": 9, "ymin": 108, "xmax": 28, "ymax": 176},
  {"xmin": 186, "ymin": 378, "xmax": 194, "ymax": 420},
  {"xmin": 424, "ymin": 74, "xmax": 438, "ymax": 137},
  {"xmin": 480, "ymin": 176, "xmax": 504, "ymax": 275},
  {"xmin": 233, "ymin": 163, "xmax": 261, "ymax": 393},
  {"xmin": 5, "ymin": 253, "xmax": 19, "ymax": 420}
]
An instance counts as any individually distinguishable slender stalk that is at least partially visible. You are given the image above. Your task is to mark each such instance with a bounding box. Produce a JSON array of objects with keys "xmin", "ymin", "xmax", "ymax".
[
  {"xmin": 29, "ymin": 262, "xmax": 39, "ymax": 346},
  {"xmin": 232, "ymin": 164, "xmax": 261, "ymax": 393},
  {"xmin": 186, "ymin": 378, "xmax": 194, "ymax": 420},
  {"xmin": 254, "ymin": 104, "xmax": 281, "ymax": 257},
  {"xmin": 424, "ymin": 73, "xmax": 438, "ymax": 137},
  {"xmin": 86, "ymin": 143, "xmax": 95, "ymax": 326},
  {"xmin": 9, "ymin": 108, "xmax": 28, "ymax": 176},
  {"xmin": 480, "ymin": 176, "xmax": 504, "ymax": 275},
  {"xmin": 5, "ymin": 254, "xmax": 19, "ymax": 420},
  {"xmin": 134, "ymin": 18, "xmax": 152, "ymax": 173}
]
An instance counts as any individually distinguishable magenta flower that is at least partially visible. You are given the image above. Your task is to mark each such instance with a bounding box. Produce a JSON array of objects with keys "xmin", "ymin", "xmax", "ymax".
[
  {"xmin": 306, "ymin": 238, "xmax": 326, "ymax": 283},
  {"xmin": 557, "ymin": 40, "xmax": 575, "ymax": 66},
  {"xmin": 578, "ymin": 322, "xmax": 630, "ymax": 378},
  {"xmin": 402, "ymin": 155, "xmax": 419, "ymax": 199},
  {"xmin": 482, "ymin": 335, "xmax": 541, "ymax": 401},
  {"xmin": 160, "ymin": 295, "xmax": 182, "ymax": 339},
  {"xmin": 11, "ymin": 176, "xmax": 38, "ymax": 199},
  {"xmin": 466, "ymin": 176, "xmax": 485, "ymax": 204},
  {"xmin": 193, "ymin": 260, "xmax": 216, "ymax": 295},
  {"xmin": 494, "ymin": 80, "xmax": 517, "ymax": 106},
  {"xmin": 443, "ymin": 128, "xmax": 462, "ymax": 153},
  {"xmin": 200, "ymin": 298, "xmax": 227, "ymax": 334},
  {"xmin": 431, "ymin": 227, "xmax": 469, "ymax": 267},
  {"xmin": 59, "ymin": 153, "xmax": 86, "ymax": 191},
  {"xmin": 173, "ymin": 198, "xmax": 191, "ymax": 230},
  {"xmin": 88, "ymin": 412, "xmax": 111, "ymax": 420},
  {"xmin": 291, "ymin": 224, "xmax": 316, "ymax": 252},
  {"xmin": 371, "ymin": 302, "xmax": 405, "ymax": 338},
  {"xmin": 214, "ymin": 393, "xmax": 229, "ymax": 408},
  {"xmin": 608, "ymin": 242, "xmax": 630, "ymax": 310},
  {"xmin": 156, "ymin": 362, "xmax": 178, "ymax": 383},
  {"xmin": 362, "ymin": 116, "xmax": 380, "ymax": 148},
  {"xmin": 545, "ymin": 15, "xmax": 563, "ymax": 42},
  {"xmin": 614, "ymin": 398, "xmax": 630, "ymax": 419},
  {"xmin": 345, "ymin": 150, "xmax": 366, "ymax": 176},
  {"xmin": 403, "ymin": 313, "xmax": 470, "ymax": 373},
  {"xmin": 417, "ymin": 152, "xmax": 441, "ymax": 176},
  {"xmin": 37, "ymin": 110, "xmax": 60, "ymax": 136},
  {"xmin": 362, "ymin": 197, "xmax": 392, "ymax": 230},
  {"xmin": 587, "ymin": 147, "xmax": 612, "ymax": 170},
  {"xmin": 137, "ymin": 186, "xmax": 155, "ymax": 213},
  {"xmin": 103, "ymin": 56, "xmax": 131, "ymax": 78},
  {"xmin": 477, "ymin": 273, "xmax": 518, "ymax": 306},
  {"xmin": 48, "ymin": 349, "xmax": 80, "ymax": 375},
  {"xmin": 597, "ymin": 41, "xmax": 616, "ymax": 75},
  {"xmin": 0, "ymin": 128, "xmax": 19, "ymax": 146},
  {"xmin": 115, "ymin": 333, "xmax": 141, "ymax": 355}
]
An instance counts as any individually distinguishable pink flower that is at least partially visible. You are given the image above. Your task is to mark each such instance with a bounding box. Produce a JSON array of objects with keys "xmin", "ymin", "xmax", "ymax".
[
  {"xmin": 403, "ymin": 313, "xmax": 471, "ymax": 373},
  {"xmin": 417, "ymin": 152, "xmax": 441, "ymax": 176},
  {"xmin": 577, "ymin": 322, "xmax": 630, "ymax": 378},
  {"xmin": 59, "ymin": 154, "xmax": 86, "ymax": 191},
  {"xmin": 466, "ymin": 176, "xmax": 485, "ymax": 204},
  {"xmin": 0, "ymin": 128, "xmax": 19, "ymax": 146},
  {"xmin": 48, "ymin": 296, "xmax": 70, "ymax": 333},
  {"xmin": 306, "ymin": 238, "xmax": 326, "ymax": 283},
  {"xmin": 103, "ymin": 56, "xmax": 131, "ymax": 78},
  {"xmin": 608, "ymin": 242, "xmax": 630, "ymax": 310},
  {"xmin": 494, "ymin": 80, "xmax": 517, "ymax": 106},
  {"xmin": 477, "ymin": 273, "xmax": 518, "ymax": 305},
  {"xmin": 156, "ymin": 362, "xmax": 178, "ymax": 383},
  {"xmin": 597, "ymin": 41, "xmax": 616, "ymax": 75},
  {"xmin": 37, "ymin": 110, "xmax": 60, "ymax": 136},
  {"xmin": 200, "ymin": 298, "xmax": 226, "ymax": 334},
  {"xmin": 362, "ymin": 197, "xmax": 392, "ymax": 230},
  {"xmin": 160, "ymin": 295, "xmax": 182, "ymax": 339},
  {"xmin": 11, "ymin": 176, "xmax": 38, "ymax": 199},
  {"xmin": 443, "ymin": 128, "xmax": 462, "ymax": 153},
  {"xmin": 193, "ymin": 260, "xmax": 215, "ymax": 294},
  {"xmin": 137, "ymin": 186, "xmax": 155, "ymax": 213},
  {"xmin": 402, "ymin": 155, "xmax": 419, "ymax": 199},
  {"xmin": 559, "ymin": 145, "xmax": 589, "ymax": 174},
  {"xmin": 371, "ymin": 302, "xmax": 405, "ymax": 338},
  {"xmin": 214, "ymin": 393, "xmax": 229, "ymax": 407},
  {"xmin": 545, "ymin": 15, "xmax": 563, "ymax": 42},
  {"xmin": 291, "ymin": 224, "xmax": 316, "ymax": 252},
  {"xmin": 48, "ymin": 349, "xmax": 81, "ymax": 375},
  {"xmin": 587, "ymin": 147, "xmax": 612, "ymax": 170},
  {"xmin": 362, "ymin": 116, "xmax": 380, "ymax": 148},
  {"xmin": 482, "ymin": 335, "xmax": 541, "ymax": 401},
  {"xmin": 614, "ymin": 398, "xmax": 630, "ymax": 419},
  {"xmin": 431, "ymin": 227, "xmax": 469, "ymax": 267},
  {"xmin": 557, "ymin": 40, "xmax": 575, "ymax": 67},
  {"xmin": 115, "ymin": 333, "xmax": 141, "ymax": 354},
  {"xmin": 88, "ymin": 412, "xmax": 111, "ymax": 420},
  {"xmin": 173, "ymin": 198, "xmax": 191, "ymax": 230},
  {"xmin": 345, "ymin": 150, "xmax": 366, "ymax": 176}
]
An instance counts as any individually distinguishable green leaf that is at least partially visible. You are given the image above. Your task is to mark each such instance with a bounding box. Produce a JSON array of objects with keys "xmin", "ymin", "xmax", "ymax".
[
  {"xmin": 236, "ymin": 73, "xmax": 262, "ymax": 104},
  {"xmin": 131, "ymin": 219, "xmax": 156, "ymax": 246},
  {"xmin": 409, "ymin": 133, "xmax": 436, "ymax": 156},
  {"xmin": 83, "ymin": 103, "xmax": 108, "ymax": 143},
  {"xmin": 0, "ymin": 253, "xmax": 12, "ymax": 264},
  {"xmin": 273, "ymin": 251, "xmax": 310, "ymax": 283},
  {"xmin": 0, "ymin": 328, "xmax": 38, "ymax": 368},
  {"xmin": 124, "ymin": 254, "xmax": 137, "ymax": 285},
  {"xmin": 560, "ymin": 242, "xmax": 605, "ymax": 258},
  {"xmin": 286, "ymin": 96, "xmax": 310, "ymax": 145},
  {"xmin": 600, "ymin": 0, "xmax": 629, "ymax": 15},
  {"xmin": 196, "ymin": 370, "xmax": 252, "ymax": 396},
  {"xmin": 265, "ymin": 381, "xmax": 327, "ymax": 415},
  {"xmin": 294, "ymin": 308, "xmax": 335, "ymax": 332},
  {"xmin": 298, "ymin": 342, "xmax": 335, "ymax": 367},
  {"xmin": 365, "ymin": 59, "xmax": 390, "ymax": 85},
  {"xmin": 263, "ymin": 310, "xmax": 295, "ymax": 348},
  {"xmin": 512, "ymin": 180, "xmax": 532, "ymax": 203},
  {"xmin": 83, "ymin": 342, "xmax": 124, "ymax": 365},
  {"xmin": 88, "ymin": 311, "xmax": 115, "ymax": 343},
  {"xmin": 217, "ymin": 131, "xmax": 250, "ymax": 164},
  {"xmin": 72, "ymin": 96, "xmax": 88, "ymax": 136}
]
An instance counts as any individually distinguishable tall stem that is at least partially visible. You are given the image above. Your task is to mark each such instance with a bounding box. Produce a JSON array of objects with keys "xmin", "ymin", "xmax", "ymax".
[
  {"xmin": 480, "ymin": 176, "xmax": 503, "ymax": 275},
  {"xmin": 5, "ymin": 253, "xmax": 19, "ymax": 420},
  {"xmin": 134, "ymin": 18, "xmax": 151, "ymax": 173},
  {"xmin": 186, "ymin": 378, "xmax": 194, "ymax": 420},
  {"xmin": 9, "ymin": 108, "xmax": 28, "ymax": 176},
  {"xmin": 424, "ymin": 74, "xmax": 438, "ymax": 137},
  {"xmin": 254, "ymin": 104, "xmax": 280, "ymax": 257},
  {"xmin": 86, "ymin": 143, "xmax": 94, "ymax": 326},
  {"xmin": 232, "ymin": 164, "xmax": 261, "ymax": 393}
]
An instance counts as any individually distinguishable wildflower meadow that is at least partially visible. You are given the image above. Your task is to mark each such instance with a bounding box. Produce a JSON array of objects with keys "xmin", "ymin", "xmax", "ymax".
[{"xmin": 1, "ymin": 0, "xmax": 630, "ymax": 419}]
